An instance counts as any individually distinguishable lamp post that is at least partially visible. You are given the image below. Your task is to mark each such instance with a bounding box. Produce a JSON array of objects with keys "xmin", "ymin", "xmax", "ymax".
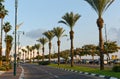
[
  {"xmin": 17, "ymin": 31, "xmax": 24, "ymax": 59},
  {"xmin": 104, "ymin": 24, "xmax": 110, "ymax": 64},
  {"xmin": 14, "ymin": 0, "xmax": 18, "ymax": 76}
]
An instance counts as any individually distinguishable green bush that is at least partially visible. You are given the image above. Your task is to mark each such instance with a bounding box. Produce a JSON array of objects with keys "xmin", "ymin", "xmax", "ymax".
[
  {"xmin": 38, "ymin": 61, "xmax": 50, "ymax": 65},
  {"xmin": 112, "ymin": 65, "xmax": 120, "ymax": 72},
  {"xmin": 2, "ymin": 63, "xmax": 12, "ymax": 71},
  {"xmin": 0, "ymin": 66, "xmax": 6, "ymax": 71}
]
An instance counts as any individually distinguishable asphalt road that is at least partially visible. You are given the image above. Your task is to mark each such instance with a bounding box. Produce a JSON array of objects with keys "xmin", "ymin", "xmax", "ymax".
[{"xmin": 21, "ymin": 63, "xmax": 106, "ymax": 79}]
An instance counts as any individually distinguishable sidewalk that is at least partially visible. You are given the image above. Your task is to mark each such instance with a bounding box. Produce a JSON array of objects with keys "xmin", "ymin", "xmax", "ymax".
[{"xmin": 0, "ymin": 66, "xmax": 22, "ymax": 79}]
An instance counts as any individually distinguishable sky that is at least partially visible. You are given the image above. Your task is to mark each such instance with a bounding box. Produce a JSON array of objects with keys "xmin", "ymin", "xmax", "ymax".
[{"xmin": 1, "ymin": 0, "xmax": 120, "ymax": 55}]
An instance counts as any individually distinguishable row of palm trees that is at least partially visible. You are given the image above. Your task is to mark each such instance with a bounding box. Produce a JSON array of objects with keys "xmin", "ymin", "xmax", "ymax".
[
  {"xmin": 36, "ymin": 27, "xmax": 66, "ymax": 66},
  {"xmin": 37, "ymin": 0, "xmax": 115, "ymax": 70},
  {"xmin": 0, "ymin": 0, "xmax": 115, "ymax": 71},
  {"xmin": 0, "ymin": 0, "xmax": 13, "ymax": 66},
  {"xmin": 20, "ymin": 40, "xmax": 119, "ymax": 66},
  {"xmin": 20, "ymin": 44, "xmax": 40, "ymax": 63},
  {"xmin": 20, "ymin": 0, "xmax": 115, "ymax": 70}
]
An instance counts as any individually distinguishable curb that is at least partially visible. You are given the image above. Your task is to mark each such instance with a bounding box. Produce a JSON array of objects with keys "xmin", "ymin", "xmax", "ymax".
[
  {"xmin": 0, "ymin": 71, "xmax": 5, "ymax": 75},
  {"xmin": 19, "ymin": 66, "xmax": 24, "ymax": 79},
  {"xmin": 56, "ymin": 67, "xmax": 119, "ymax": 79}
]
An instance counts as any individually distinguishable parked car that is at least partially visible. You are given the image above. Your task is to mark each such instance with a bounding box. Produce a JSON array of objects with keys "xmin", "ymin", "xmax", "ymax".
[{"xmin": 113, "ymin": 59, "xmax": 120, "ymax": 64}]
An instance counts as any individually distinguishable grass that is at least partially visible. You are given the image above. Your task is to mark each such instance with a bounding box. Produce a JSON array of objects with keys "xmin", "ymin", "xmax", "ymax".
[{"xmin": 49, "ymin": 64, "xmax": 120, "ymax": 78}]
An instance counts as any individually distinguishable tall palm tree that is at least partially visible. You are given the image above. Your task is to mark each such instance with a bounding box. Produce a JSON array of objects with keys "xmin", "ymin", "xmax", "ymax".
[
  {"xmin": 53, "ymin": 27, "xmax": 66, "ymax": 65},
  {"xmin": 34, "ymin": 44, "xmax": 40, "ymax": 62},
  {"xmin": 58, "ymin": 12, "xmax": 80, "ymax": 67},
  {"xmin": 0, "ymin": 3, "xmax": 8, "ymax": 66},
  {"xmin": 43, "ymin": 30, "xmax": 54, "ymax": 63},
  {"xmin": 37, "ymin": 37, "xmax": 48, "ymax": 61},
  {"xmin": 3, "ymin": 22, "xmax": 12, "ymax": 36},
  {"xmin": 4, "ymin": 35, "xmax": 13, "ymax": 64},
  {"xmin": 85, "ymin": 0, "xmax": 114, "ymax": 70}
]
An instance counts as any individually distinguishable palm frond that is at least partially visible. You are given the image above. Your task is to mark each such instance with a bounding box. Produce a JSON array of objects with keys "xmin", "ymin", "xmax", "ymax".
[
  {"xmin": 85, "ymin": 0, "xmax": 114, "ymax": 17},
  {"xmin": 43, "ymin": 30, "xmax": 54, "ymax": 41},
  {"xmin": 59, "ymin": 12, "xmax": 80, "ymax": 30},
  {"xmin": 37, "ymin": 37, "xmax": 48, "ymax": 46},
  {"xmin": 53, "ymin": 27, "xmax": 65, "ymax": 39},
  {"xmin": 58, "ymin": 20, "xmax": 67, "ymax": 25}
]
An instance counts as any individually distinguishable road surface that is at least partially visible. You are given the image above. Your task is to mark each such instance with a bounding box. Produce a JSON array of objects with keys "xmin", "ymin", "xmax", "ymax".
[{"xmin": 21, "ymin": 63, "xmax": 105, "ymax": 79}]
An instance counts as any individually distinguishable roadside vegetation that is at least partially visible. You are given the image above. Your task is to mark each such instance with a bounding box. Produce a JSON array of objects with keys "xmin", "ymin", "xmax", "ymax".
[{"xmin": 49, "ymin": 64, "xmax": 120, "ymax": 78}]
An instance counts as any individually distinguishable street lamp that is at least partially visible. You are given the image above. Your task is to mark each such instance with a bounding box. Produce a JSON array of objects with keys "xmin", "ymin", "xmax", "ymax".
[
  {"xmin": 17, "ymin": 31, "xmax": 24, "ymax": 59},
  {"xmin": 14, "ymin": 0, "xmax": 18, "ymax": 76}
]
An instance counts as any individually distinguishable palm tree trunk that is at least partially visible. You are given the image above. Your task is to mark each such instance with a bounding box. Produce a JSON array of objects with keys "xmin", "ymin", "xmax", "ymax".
[
  {"xmin": 70, "ymin": 30, "xmax": 74, "ymax": 67},
  {"xmin": 32, "ymin": 52, "xmax": 33, "ymax": 63},
  {"xmin": 57, "ymin": 40, "xmax": 60, "ymax": 65},
  {"xmin": 23, "ymin": 53, "xmax": 24, "ymax": 62},
  {"xmin": 37, "ymin": 51, "xmax": 39, "ymax": 62},
  {"xmin": 49, "ymin": 42, "xmax": 51, "ymax": 63},
  {"xmin": 97, "ymin": 17, "xmax": 104, "ymax": 70},
  {"xmin": 0, "ymin": 18, "xmax": 3, "ymax": 66},
  {"xmin": 30, "ymin": 53, "xmax": 32, "ymax": 63},
  {"xmin": 92, "ymin": 55, "xmax": 94, "ymax": 60},
  {"xmin": 42, "ymin": 47, "xmax": 44, "ymax": 61}
]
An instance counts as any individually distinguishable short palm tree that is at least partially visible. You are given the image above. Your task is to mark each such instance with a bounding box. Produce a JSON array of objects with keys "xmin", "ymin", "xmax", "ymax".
[
  {"xmin": 0, "ymin": 3, "xmax": 8, "ymax": 66},
  {"xmin": 3, "ymin": 22, "xmax": 12, "ymax": 36},
  {"xmin": 58, "ymin": 12, "xmax": 80, "ymax": 67},
  {"xmin": 53, "ymin": 27, "xmax": 66, "ymax": 65},
  {"xmin": 43, "ymin": 30, "xmax": 54, "ymax": 63},
  {"xmin": 85, "ymin": 0, "xmax": 114, "ymax": 70},
  {"xmin": 31, "ymin": 45, "xmax": 35, "ymax": 63},
  {"xmin": 34, "ymin": 44, "xmax": 41, "ymax": 62},
  {"xmin": 29, "ymin": 46, "xmax": 33, "ymax": 63},
  {"xmin": 21, "ymin": 49, "xmax": 27, "ymax": 62},
  {"xmin": 37, "ymin": 37, "xmax": 48, "ymax": 61},
  {"xmin": 4, "ymin": 35, "xmax": 13, "ymax": 64},
  {"xmin": 26, "ymin": 45, "xmax": 30, "ymax": 60}
]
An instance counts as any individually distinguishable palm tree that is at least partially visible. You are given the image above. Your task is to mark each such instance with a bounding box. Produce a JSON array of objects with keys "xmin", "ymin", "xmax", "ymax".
[
  {"xmin": 37, "ymin": 37, "xmax": 48, "ymax": 61},
  {"xmin": 3, "ymin": 22, "xmax": 12, "ymax": 36},
  {"xmin": 85, "ymin": 0, "xmax": 114, "ymax": 70},
  {"xmin": 34, "ymin": 44, "xmax": 41, "ymax": 62},
  {"xmin": 31, "ymin": 45, "xmax": 35, "ymax": 63},
  {"xmin": 4, "ymin": 35, "xmax": 13, "ymax": 64},
  {"xmin": 0, "ymin": 3, "xmax": 8, "ymax": 66},
  {"xmin": 26, "ymin": 45, "xmax": 30, "ymax": 60},
  {"xmin": 0, "ymin": 0, "xmax": 4, "ymax": 3},
  {"xmin": 53, "ymin": 27, "xmax": 66, "ymax": 65},
  {"xmin": 43, "ymin": 30, "xmax": 54, "ymax": 63},
  {"xmin": 29, "ymin": 46, "xmax": 33, "ymax": 63},
  {"xmin": 21, "ymin": 49, "xmax": 26, "ymax": 62},
  {"xmin": 58, "ymin": 12, "xmax": 80, "ymax": 67}
]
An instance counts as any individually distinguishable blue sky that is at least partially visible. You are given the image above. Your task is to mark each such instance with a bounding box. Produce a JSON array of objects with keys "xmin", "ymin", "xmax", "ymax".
[{"xmin": 2, "ymin": 0, "xmax": 120, "ymax": 55}]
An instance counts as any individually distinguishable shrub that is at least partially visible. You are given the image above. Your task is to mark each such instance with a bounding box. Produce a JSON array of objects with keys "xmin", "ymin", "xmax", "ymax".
[
  {"xmin": 0, "ymin": 66, "xmax": 6, "ymax": 71},
  {"xmin": 38, "ymin": 61, "xmax": 50, "ymax": 65},
  {"xmin": 112, "ymin": 65, "xmax": 120, "ymax": 72}
]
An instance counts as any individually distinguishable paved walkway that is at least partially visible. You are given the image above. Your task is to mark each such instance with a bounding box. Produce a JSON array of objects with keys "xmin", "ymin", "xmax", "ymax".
[{"xmin": 0, "ymin": 66, "xmax": 22, "ymax": 79}]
